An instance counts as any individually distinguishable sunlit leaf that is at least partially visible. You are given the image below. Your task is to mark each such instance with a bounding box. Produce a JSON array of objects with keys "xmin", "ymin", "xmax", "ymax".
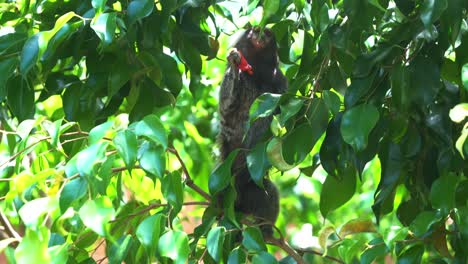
[
  {"xmin": 78, "ymin": 197, "xmax": 115, "ymax": 236},
  {"xmin": 113, "ymin": 130, "xmax": 137, "ymax": 171},
  {"xmin": 340, "ymin": 104, "xmax": 379, "ymax": 152},
  {"xmin": 128, "ymin": 0, "xmax": 154, "ymax": 25},
  {"xmin": 135, "ymin": 114, "xmax": 168, "ymax": 148},
  {"xmin": 207, "ymin": 227, "xmax": 225, "ymax": 262},
  {"xmin": 15, "ymin": 228, "xmax": 50, "ymax": 264},
  {"xmin": 158, "ymin": 230, "xmax": 189, "ymax": 264},
  {"xmin": 242, "ymin": 227, "xmax": 267, "ymax": 253}
]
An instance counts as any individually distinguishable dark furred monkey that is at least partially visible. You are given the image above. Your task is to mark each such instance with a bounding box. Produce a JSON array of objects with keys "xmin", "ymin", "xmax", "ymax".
[{"xmin": 218, "ymin": 27, "xmax": 287, "ymax": 236}]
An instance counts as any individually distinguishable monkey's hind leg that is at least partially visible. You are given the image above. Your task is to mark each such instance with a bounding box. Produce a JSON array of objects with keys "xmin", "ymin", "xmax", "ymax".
[{"xmin": 237, "ymin": 179, "xmax": 279, "ymax": 238}]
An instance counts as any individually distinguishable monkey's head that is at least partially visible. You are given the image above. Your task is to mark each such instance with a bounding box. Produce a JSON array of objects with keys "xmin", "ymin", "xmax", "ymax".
[{"xmin": 234, "ymin": 27, "xmax": 278, "ymax": 65}]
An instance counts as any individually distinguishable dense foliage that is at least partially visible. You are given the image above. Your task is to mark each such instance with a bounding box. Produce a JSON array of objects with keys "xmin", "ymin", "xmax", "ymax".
[{"xmin": 0, "ymin": 0, "xmax": 467, "ymax": 263}]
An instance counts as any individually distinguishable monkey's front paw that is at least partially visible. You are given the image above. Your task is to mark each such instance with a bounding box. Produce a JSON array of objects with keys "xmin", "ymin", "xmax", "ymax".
[{"xmin": 227, "ymin": 49, "xmax": 241, "ymax": 65}]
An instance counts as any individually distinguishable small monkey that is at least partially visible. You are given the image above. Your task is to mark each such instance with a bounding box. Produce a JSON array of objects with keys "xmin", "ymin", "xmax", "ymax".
[{"xmin": 218, "ymin": 27, "xmax": 287, "ymax": 236}]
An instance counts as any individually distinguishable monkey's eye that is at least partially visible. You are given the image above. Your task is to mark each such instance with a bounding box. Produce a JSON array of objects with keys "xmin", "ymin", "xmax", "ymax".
[{"xmin": 264, "ymin": 30, "xmax": 272, "ymax": 37}]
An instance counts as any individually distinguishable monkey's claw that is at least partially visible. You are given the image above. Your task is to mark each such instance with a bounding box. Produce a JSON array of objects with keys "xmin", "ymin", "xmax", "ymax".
[{"xmin": 227, "ymin": 49, "xmax": 241, "ymax": 65}]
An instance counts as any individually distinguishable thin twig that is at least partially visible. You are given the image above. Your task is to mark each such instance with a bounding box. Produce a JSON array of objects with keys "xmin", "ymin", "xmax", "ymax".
[
  {"xmin": 0, "ymin": 209, "xmax": 21, "ymax": 241},
  {"xmin": 266, "ymin": 237, "xmax": 306, "ymax": 264},
  {"xmin": 295, "ymin": 248, "xmax": 345, "ymax": 263},
  {"xmin": 110, "ymin": 201, "xmax": 210, "ymax": 223},
  {"xmin": 167, "ymin": 147, "xmax": 211, "ymax": 201}
]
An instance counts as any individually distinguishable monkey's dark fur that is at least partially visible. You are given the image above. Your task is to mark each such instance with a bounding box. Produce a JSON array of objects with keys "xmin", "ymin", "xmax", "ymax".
[{"xmin": 218, "ymin": 27, "xmax": 287, "ymax": 236}]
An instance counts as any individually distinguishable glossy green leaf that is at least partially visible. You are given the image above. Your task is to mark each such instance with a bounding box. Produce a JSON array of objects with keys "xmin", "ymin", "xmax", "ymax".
[
  {"xmin": 15, "ymin": 228, "xmax": 50, "ymax": 264},
  {"xmin": 209, "ymin": 150, "xmax": 239, "ymax": 194},
  {"xmin": 266, "ymin": 138, "xmax": 295, "ymax": 171},
  {"xmin": 20, "ymin": 34, "xmax": 39, "ymax": 75},
  {"xmin": 206, "ymin": 227, "xmax": 225, "ymax": 262},
  {"xmin": 341, "ymin": 104, "xmax": 379, "ymax": 152},
  {"xmin": 247, "ymin": 141, "xmax": 270, "ymax": 188},
  {"xmin": 252, "ymin": 251, "xmax": 278, "ymax": 264},
  {"xmin": 278, "ymin": 96, "xmax": 304, "ymax": 124},
  {"xmin": 261, "ymin": 0, "xmax": 279, "ymax": 25},
  {"xmin": 0, "ymin": 57, "xmax": 17, "ymax": 100},
  {"xmin": 91, "ymin": 13, "xmax": 117, "ymax": 45},
  {"xmin": 360, "ymin": 238, "xmax": 389, "ymax": 264},
  {"xmin": 320, "ymin": 166, "xmax": 356, "ymax": 218},
  {"xmin": 242, "ymin": 227, "xmax": 267, "ymax": 253},
  {"xmin": 135, "ymin": 114, "xmax": 168, "ymax": 148},
  {"xmin": 282, "ymin": 98, "xmax": 328, "ymax": 164},
  {"xmin": 420, "ymin": 0, "xmax": 448, "ymax": 28},
  {"xmin": 323, "ymin": 90, "xmax": 341, "ymax": 116},
  {"xmin": 19, "ymin": 198, "xmax": 55, "ymax": 228},
  {"xmin": 344, "ymin": 74, "xmax": 375, "ymax": 108},
  {"xmin": 78, "ymin": 196, "xmax": 115, "ymax": 236},
  {"xmin": 92, "ymin": 0, "xmax": 108, "ymax": 13},
  {"xmin": 89, "ymin": 121, "xmax": 113, "ymax": 145},
  {"xmin": 49, "ymin": 244, "xmax": 68, "ymax": 264},
  {"xmin": 430, "ymin": 174, "xmax": 458, "ymax": 212},
  {"xmin": 139, "ymin": 142, "xmax": 166, "ymax": 179},
  {"xmin": 162, "ymin": 172, "xmax": 184, "ymax": 214},
  {"xmin": 136, "ymin": 214, "xmax": 164, "ymax": 255},
  {"xmin": 59, "ymin": 177, "xmax": 87, "ymax": 212},
  {"xmin": 128, "ymin": 0, "xmax": 154, "ymax": 25},
  {"xmin": 107, "ymin": 235, "xmax": 132, "ymax": 264},
  {"xmin": 156, "ymin": 53, "xmax": 182, "ymax": 96},
  {"xmin": 6, "ymin": 75, "xmax": 35, "ymax": 121},
  {"xmin": 158, "ymin": 230, "xmax": 189, "ymax": 264},
  {"xmin": 113, "ymin": 130, "xmax": 138, "ymax": 171},
  {"xmin": 397, "ymin": 244, "xmax": 424, "ymax": 263},
  {"xmin": 249, "ymin": 93, "xmax": 281, "ymax": 123},
  {"xmin": 462, "ymin": 63, "xmax": 468, "ymax": 91},
  {"xmin": 409, "ymin": 211, "xmax": 441, "ymax": 238},
  {"xmin": 227, "ymin": 247, "xmax": 247, "ymax": 264},
  {"xmin": 76, "ymin": 141, "xmax": 108, "ymax": 177}
]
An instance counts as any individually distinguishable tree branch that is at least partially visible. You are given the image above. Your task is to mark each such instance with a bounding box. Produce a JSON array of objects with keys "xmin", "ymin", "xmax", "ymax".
[{"xmin": 167, "ymin": 147, "xmax": 211, "ymax": 201}]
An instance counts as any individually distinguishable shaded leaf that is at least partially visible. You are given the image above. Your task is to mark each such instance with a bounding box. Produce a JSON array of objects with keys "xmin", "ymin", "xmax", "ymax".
[
  {"xmin": 247, "ymin": 141, "xmax": 270, "ymax": 188},
  {"xmin": 207, "ymin": 227, "xmax": 225, "ymax": 262},
  {"xmin": 341, "ymin": 104, "xmax": 379, "ymax": 152},
  {"xmin": 128, "ymin": 0, "xmax": 154, "ymax": 25},
  {"xmin": 320, "ymin": 166, "xmax": 356, "ymax": 218},
  {"xmin": 242, "ymin": 227, "xmax": 267, "ymax": 253},
  {"xmin": 209, "ymin": 150, "xmax": 239, "ymax": 194}
]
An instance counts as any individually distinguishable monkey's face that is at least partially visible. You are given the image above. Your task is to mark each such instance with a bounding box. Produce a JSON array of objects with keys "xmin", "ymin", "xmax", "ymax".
[{"xmin": 246, "ymin": 27, "xmax": 275, "ymax": 51}]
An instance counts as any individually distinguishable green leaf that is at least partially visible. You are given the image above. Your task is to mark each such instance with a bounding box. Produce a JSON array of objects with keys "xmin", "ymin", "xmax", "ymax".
[
  {"xmin": 0, "ymin": 57, "xmax": 17, "ymax": 101},
  {"xmin": 397, "ymin": 244, "xmax": 424, "ymax": 263},
  {"xmin": 462, "ymin": 63, "xmax": 468, "ymax": 91},
  {"xmin": 49, "ymin": 244, "xmax": 69, "ymax": 264},
  {"xmin": 19, "ymin": 197, "xmax": 56, "ymax": 228},
  {"xmin": 283, "ymin": 98, "xmax": 328, "ymax": 164},
  {"xmin": 136, "ymin": 214, "xmax": 165, "ymax": 256},
  {"xmin": 340, "ymin": 104, "xmax": 379, "ymax": 152},
  {"xmin": 261, "ymin": 0, "xmax": 280, "ymax": 25},
  {"xmin": 108, "ymin": 61, "xmax": 132, "ymax": 100},
  {"xmin": 344, "ymin": 74, "xmax": 376, "ymax": 108},
  {"xmin": 135, "ymin": 114, "xmax": 168, "ymax": 148},
  {"xmin": 252, "ymin": 251, "xmax": 278, "ymax": 264},
  {"xmin": 323, "ymin": 90, "xmax": 341, "ymax": 116},
  {"xmin": 59, "ymin": 177, "xmax": 87, "ymax": 212},
  {"xmin": 209, "ymin": 150, "xmax": 239, "ymax": 194},
  {"xmin": 6, "ymin": 75, "xmax": 35, "ymax": 121},
  {"xmin": 206, "ymin": 227, "xmax": 225, "ymax": 262},
  {"xmin": 89, "ymin": 121, "xmax": 113, "ymax": 145},
  {"xmin": 360, "ymin": 238, "xmax": 389, "ymax": 264},
  {"xmin": 139, "ymin": 142, "xmax": 166, "ymax": 180},
  {"xmin": 158, "ymin": 230, "xmax": 189, "ymax": 264},
  {"xmin": 15, "ymin": 228, "xmax": 50, "ymax": 264},
  {"xmin": 391, "ymin": 64, "xmax": 411, "ymax": 111},
  {"xmin": 266, "ymin": 138, "xmax": 295, "ymax": 171},
  {"xmin": 128, "ymin": 0, "xmax": 154, "ymax": 25},
  {"xmin": 430, "ymin": 174, "xmax": 458, "ymax": 212},
  {"xmin": 409, "ymin": 211, "xmax": 442, "ymax": 237},
  {"xmin": 320, "ymin": 166, "xmax": 356, "ymax": 218},
  {"xmin": 78, "ymin": 196, "xmax": 115, "ymax": 236},
  {"xmin": 20, "ymin": 34, "xmax": 40, "ymax": 75},
  {"xmin": 249, "ymin": 93, "xmax": 281, "ymax": 123},
  {"xmin": 114, "ymin": 130, "xmax": 138, "ymax": 171},
  {"xmin": 227, "ymin": 247, "xmax": 247, "ymax": 264},
  {"xmin": 247, "ymin": 142, "xmax": 270, "ymax": 188},
  {"xmin": 450, "ymin": 103, "xmax": 468, "ymax": 123},
  {"xmin": 162, "ymin": 172, "xmax": 184, "ymax": 214},
  {"xmin": 91, "ymin": 13, "xmax": 117, "ymax": 45},
  {"xmin": 278, "ymin": 96, "xmax": 304, "ymax": 124},
  {"xmin": 297, "ymin": 32, "xmax": 315, "ymax": 76},
  {"xmin": 107, "ymin": 235, "xmax": 132, "ymax": 264},
  {"xmin": 242, "ymin": 227, "xmax": 267, "ymax": 253},
  {"xmin": 76, "ymin": 141, "xmax": 108, "ymax": 177},
  {"xmin": 156, "ymin": 53, "xmax": 182, "ymax": 96},
  {"xmin": 420, "ymin": 0, "xmax": 448, "ymax": 28},
  {"xmin": 92, "ymin": 0, "xmax": 108, "ymax": 13}
]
